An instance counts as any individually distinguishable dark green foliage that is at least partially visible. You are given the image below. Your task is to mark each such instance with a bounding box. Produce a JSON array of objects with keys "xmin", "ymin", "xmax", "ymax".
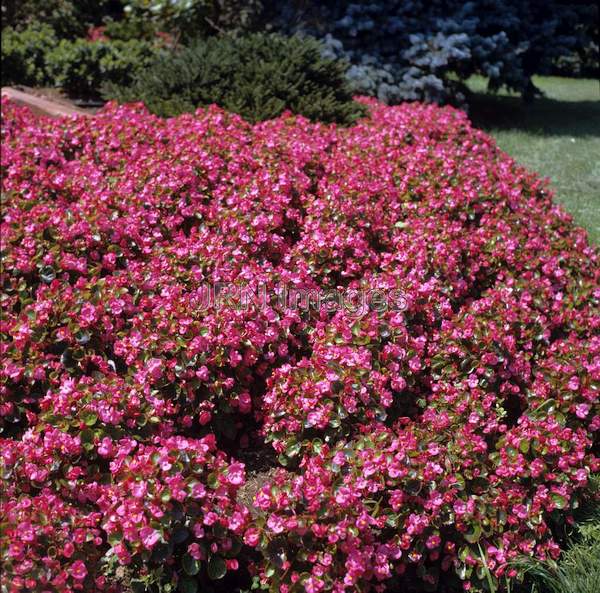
[
  {"xmin": 46, "ymin": 38, "xmax": 158, "ymax": 98},
  {"xmin": 1, "ymin": 23, "xmax": 57, "ymax": 86},
  {"xmin": 1, "ymin": 0, "xmax": 115, "ymax": 39},
  {"xmin": 103, "ymin": 33, "xmax": 365, "ymax": 124},
  {"xmin": 1, "ymin": 23, "xmax": 158, "ymax": 98},
  {"xmin": 102, "ymin": 17, "xmax": 161, "ymax": 42}
]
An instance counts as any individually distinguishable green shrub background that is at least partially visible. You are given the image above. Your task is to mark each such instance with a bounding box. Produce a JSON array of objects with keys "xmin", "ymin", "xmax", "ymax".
[
  {"xmin": 1, "ymin": 0, "xmax": 113, "ymax": 38},
  {"xmin": 1, "ymin": 23, "xmax": 157, "ymax": 98},
  {"xmin": 46, "ymin": 38, "xmax": 157, "ymax": 98},
  {"xmin": 103, "ymin": 33, "xmax": 366, "ymax": 124},
  {"xmin": 1, "ymin": 23, "xmax": 57, "ymax": 86}
]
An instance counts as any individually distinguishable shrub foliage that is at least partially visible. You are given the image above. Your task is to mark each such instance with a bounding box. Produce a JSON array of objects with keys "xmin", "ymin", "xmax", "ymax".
[
  {"xmin": 2, "ymin": 1, "xmax": 597, "ymax": 105},
  {"xmin": 0, "ymin": 0, "xmax": 113, "ymax": 38},
  {"xmin": 309, "ymin": 1, "xmax": 599, "ymax": 103},
  {"xmin": 1, "ymin": 98, "xmax": 598, "ymax": 593},
  {"xmin": 1, "ymin": 23, "xmax": 157, "ymax": 98},
  {"xmin": 101, "ymin": 1, "xmax": 600, "ymax": 103},
  {"xmin": 1, "ymin": 22, "xmax": 57, "ymax": 87},
  {"xmin": 104, "ymin": 33, "xmax": 365, "ymax": 124},
  {"xmin": 46, "ymin": 38, "xmax": 157, "ymax": 98}
]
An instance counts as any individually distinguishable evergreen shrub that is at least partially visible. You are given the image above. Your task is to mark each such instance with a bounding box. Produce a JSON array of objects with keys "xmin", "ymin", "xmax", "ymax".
[{"xmin": 104, "ymin": 33, "xmax": 365, "ymax": 124}]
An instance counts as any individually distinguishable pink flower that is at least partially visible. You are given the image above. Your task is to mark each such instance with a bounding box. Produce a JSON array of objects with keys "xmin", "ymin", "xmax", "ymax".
[
  {"xmin": 79, "ymin": 302, "xmax": 98, "ymax": 326},
  {"xmin": 195, "ymin": 366, "xmax": 210, "ymax": 381},
  {"xmin": 131, "ymin": 481, "xmax": 147, "ymax": 499},
  {"xmin": 238, "ymin": 391, "xmax": 252, "ymax": 413},
  {"xmin": 267, "ymin": 514, "xmax": 285, "ymax": 534},
  {"xmin": 70, "ymin": 560, "xmax": 87, "ymax": 581},
  {"xmin": 226, "ymin": 463, "xmax": 245, "ymax": 486},
  {"xmin": 139, "ymin": 527, "xmax": 160, "ymax": 549},
  {"xmin": 203, "ymin": 512, "xmax": 218, "ymax": 526},
  {"xmin": 391, "ymin": 376, "xmax": 407, "ymax": 391},
  {"xmin": 188, "ymin": 543, "xmax": 203, "ymax": 560},
  {"xmin": 513, "ymin": 504, "xmax": 528, "ymax": 519},
  {"xmin": 109, "ymin": 299, "xmax": 124, "ymax": 315},
  {"xmin": 8, "ymin": 543, "xmax": 24, "ymax": 559},
  {"xmin": 192, "ymin": 523, "xmax": 205, "ymax": 538},
  {"xmin": 408, "ymin": 356, "xmax": 422, "ymax": 372},
  {"xmin": 146, "ymin": 358, "xmax": 163, "ymax": 381},
  {"xmin": 334, "ymin": 486, "xmax": 354, "ymax": 507},
  {"xmin": 199, "ymin": 411, "xmax": 212, "ymax": 425},
  {"xmin": 190, "ymin": 481, "xmax": 207, "ymax": 499},
  {"xmin": 244, "ymin": 527, "xmax": 260, "ymax": 546},
  {"xmin": 453, "ymin": 500, "xmax": 467, "ymax": 516}
]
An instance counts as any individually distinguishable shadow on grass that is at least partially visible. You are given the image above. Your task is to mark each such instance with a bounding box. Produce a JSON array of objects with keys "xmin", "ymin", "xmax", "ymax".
[{"xmin": 467, "ymin": 92, "xmax": 600, "ymax": 137}]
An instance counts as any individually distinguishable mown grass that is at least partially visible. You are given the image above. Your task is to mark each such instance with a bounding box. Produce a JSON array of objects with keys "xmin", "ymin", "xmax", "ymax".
[{"xmin": 466, "ymin": 76, "xmax": 600, "ymax": 243}]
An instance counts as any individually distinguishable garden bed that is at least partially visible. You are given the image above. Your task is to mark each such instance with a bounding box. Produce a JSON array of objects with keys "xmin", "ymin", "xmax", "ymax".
[{"xmin": 1, "ymin": 95, "xmax": 598, "ymax": 593}]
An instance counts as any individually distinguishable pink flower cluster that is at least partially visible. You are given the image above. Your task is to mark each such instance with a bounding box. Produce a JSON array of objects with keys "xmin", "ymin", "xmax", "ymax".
[{"xmin": 1, "ymin": 96, "xmax": 598, "ymax": 593}]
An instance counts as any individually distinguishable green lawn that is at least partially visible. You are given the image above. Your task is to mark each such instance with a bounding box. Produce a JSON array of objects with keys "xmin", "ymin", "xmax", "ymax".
[{"xmin": 466, "ymin": 76, "xmax": 600, "ymax": 243}]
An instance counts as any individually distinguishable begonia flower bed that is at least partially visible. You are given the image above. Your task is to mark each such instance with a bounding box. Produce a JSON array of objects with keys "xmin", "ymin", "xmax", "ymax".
[{"xmin": 1, "ymin": 97, "xmax": 598, "ymax": 593}]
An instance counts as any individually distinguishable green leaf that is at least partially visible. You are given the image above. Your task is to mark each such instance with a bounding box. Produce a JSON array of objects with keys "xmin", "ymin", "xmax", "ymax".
[
  {"xmin": 178, "ymin": 575, "xmax": 198, "ymax": 593},
  {"xmin": 83, "ymin": 411, "xmax": 98, "ymax": 426},
  {"xmin": 265, "ymin": 565, "xmax": 276, "ymax": 578},
  {"xmin": 550, "ymin": 493, "xmax": 568, "ymax": 509},
  {"xmin": 182, "ymin": 553, "xmax": 200, "ymax": 576},
  {"xmin": 152, "ymin": 542, "xmax": 173, "ymax": 562},
  {"xmin": 529, "ymin": 398, "xmax": 556, "ymax": 418},
  {"xmin": 108, "ymin": 531, "xmax": 122, "ymax": 546},
  {"xmin": 207, "ymin": 555, "xmax": 227, "ymax": 580},
  {"xmin": 80, "ymin": 428, "xmax": 94, "ymax": 443},
  {"xmin": 285, "ymin": 441, "xmax": 301, "ymax": 458},
  {"xmin": 464, "ymin": 523, "xmax": 482, "ymax": 543},
  {"xmin": 131, "ymin": 581, "xmax": 147, "ymax": 593}
]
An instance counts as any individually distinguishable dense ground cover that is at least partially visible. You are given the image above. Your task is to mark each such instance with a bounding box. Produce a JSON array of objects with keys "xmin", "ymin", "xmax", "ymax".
[
  {"xmin": 0, "ymin": 97, "xmax": 598, "ymax": 593},
  {"xmin": 468, "ymin": 75, "xmax": 600, "ymax": 244}
]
